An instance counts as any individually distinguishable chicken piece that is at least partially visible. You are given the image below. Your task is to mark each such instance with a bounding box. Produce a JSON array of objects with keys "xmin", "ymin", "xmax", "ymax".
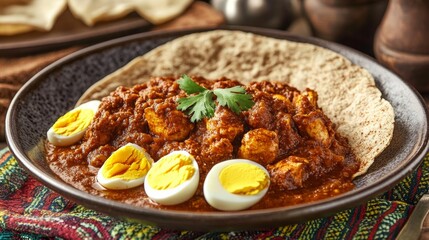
[
  {"xmin": 292, "ymin": 91, "xmax": 318, "ymax": 114},
  {"xmin": 302, "ymin": 89, "xmax": 318, "ymax": 107},
  {"xmin": 272, "ymin": 94, "xmax": 294, "ymax": 114},
  {"xmin": 206, "ymin": 106, "xmax": 244, "ymax": 142},
  {"xmin": 286, "ymin": 145, "xmax": 346, "ymax": 179},
  {"xmin": 246, "ymin": 100, "xmax": 275, "ymax": 130},
  {"xmin": 268, "ymin": 156, "xmax": 309, "ymax": 190},
  {"xmin": 144, "ymin": 107, "xmax": 193, "ymax": 141},
  {"xmin": 237, "ymin": 128, "xmax": 279, "ymax": 165},
  {"xmin": 275, "ymin": 112, "xmax": 302, "ymax": 155},
  {"xmin": 293, "ymin": 110, "xmax": 334, "ymax": 147},
  {"xmin": 302, "ymin": 146, "xmax": 345, "ymax": 173},
  {"xmin": 306, "ymin": 117, "xmax": 330, "ymax": 145},
  {"xmin": 202, "ymin": 136, "xmax": 234, "ymax": 167},
  {"xmin": 272, "ymin": 94, "xmax": 288, "ymax": 102},
  {"xmin": 83, "ymin": 98, "xmax": 133, "ymax": 148}
]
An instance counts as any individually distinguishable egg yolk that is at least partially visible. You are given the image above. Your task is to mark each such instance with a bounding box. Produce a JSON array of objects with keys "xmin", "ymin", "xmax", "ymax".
[
  {"xmin": 219, "ymin": 163, "xmax": 269, "ymax": 195},
  {"xmin": 52, "ymin": 109, "xmax": 94, "ymax": 136},
  {"xmin": 147, "ymin": 153, "xmax": 195, "ymax": 190},
  {"xmin": 102, "ymin": 145, "xmax": 151, "ymax": 180}
]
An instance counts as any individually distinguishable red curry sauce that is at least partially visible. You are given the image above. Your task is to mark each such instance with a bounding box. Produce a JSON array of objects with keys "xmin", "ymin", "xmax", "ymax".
[{"xmin": 45, "ymin": 77, "xmax": 360, "ymax": 211}]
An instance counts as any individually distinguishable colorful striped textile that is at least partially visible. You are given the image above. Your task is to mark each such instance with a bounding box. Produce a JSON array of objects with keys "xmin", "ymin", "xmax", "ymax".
[{"xmin": 1, "ymin": 147, "xmax": 427, "ymax": 239}]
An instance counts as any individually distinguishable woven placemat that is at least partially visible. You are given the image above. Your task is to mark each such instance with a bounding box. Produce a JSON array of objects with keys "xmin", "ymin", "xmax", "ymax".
[{"xmin": 1, "ymin": 147, "xmax": 427, "ymax": 239}]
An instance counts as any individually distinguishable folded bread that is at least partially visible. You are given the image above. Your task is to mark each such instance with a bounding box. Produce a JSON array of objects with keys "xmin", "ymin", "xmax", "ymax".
[
  {"xmin": 0, "ymin": 0, "xmax": 66, "ymax": 35},
  {"xmin": 68, "ymin": 0, "xmax": 193, "ymax": 26}
]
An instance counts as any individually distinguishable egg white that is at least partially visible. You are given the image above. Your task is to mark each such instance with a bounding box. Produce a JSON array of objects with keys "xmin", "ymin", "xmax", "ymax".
[
  {"xmin": 203, "ymin": 159, "xmax": 270, "ymax": 211},
  {"xmin": 97, "ymin": 143, "xmax": 154, "ymax": 190},
  {"xmin": 144, "ymin": 150, "xmax": 199, "ymax": 205},
  {"xmin": 47, "ymin": 100, "xmax": 100, "ymax": 147}
]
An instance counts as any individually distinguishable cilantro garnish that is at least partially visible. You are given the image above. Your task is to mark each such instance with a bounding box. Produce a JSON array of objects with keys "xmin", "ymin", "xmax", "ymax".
[{"xmin": 177, "ymin": 75, "xmax": 255, "ymax": 122}]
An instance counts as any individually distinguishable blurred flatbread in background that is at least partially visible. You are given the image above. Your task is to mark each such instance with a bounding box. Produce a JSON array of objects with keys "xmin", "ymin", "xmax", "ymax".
[
  {"xmin": 68, "ymin": 0, "xmax": 193, "ymax": 26},
  {"xmin": 68, "ymin": 0, "xmax": 140, "ymax": 26},
  {"xmin": 0, "ymin": 0, "xmax": 67, "ymax": 35},
  {"xmin": 0, "ymin": 0, "xmax": 31, "ymax": 8},
  {"xmin": 153, "ymin": 1, "xmax": 224, "ymax": 30},
  {"xmin": 0, "ymin": 0, "xmax": 193, "ymax": 35},
  {"xmin": 0, "ymin": 24, "xmax": 33, "ymax": 36},
  {"xmin": 135, "ymin": 0, "xmax": 194, "ymax": 24}
]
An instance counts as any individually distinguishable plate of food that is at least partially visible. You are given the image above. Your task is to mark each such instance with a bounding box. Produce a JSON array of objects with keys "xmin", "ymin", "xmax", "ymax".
[
  {"xmin": 0, "ymin": 0, "xmax": 192, "ymax": 56},
  {"xmin": 6, "ymin": 26, "xmax": 429, "ymax": 231},
  {"xmin": 0, "ymin": 9, "xmax": 150, "ymax": 56}
]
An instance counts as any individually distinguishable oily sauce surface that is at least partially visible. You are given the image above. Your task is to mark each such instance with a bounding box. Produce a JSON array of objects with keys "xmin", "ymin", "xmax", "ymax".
[{"xmin": 45, "ymin": 77, "xmax": 360, "ymax": 211}]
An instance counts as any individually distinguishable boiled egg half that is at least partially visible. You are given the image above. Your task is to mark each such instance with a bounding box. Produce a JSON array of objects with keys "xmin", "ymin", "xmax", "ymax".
[
  {"xmin": 47, "ymin": 100, "xmax": 100, "ymax": 146},
  {"xmin": 144, "ymin": 150, "xmax": 199, "ymax": 205},
  {"xmin": 97, "ymin": 143, "xmax": 154, "ymax": 190},
  {"xmin": 203, "ymin": 159, "xmax": 270, "ymax": 211}
]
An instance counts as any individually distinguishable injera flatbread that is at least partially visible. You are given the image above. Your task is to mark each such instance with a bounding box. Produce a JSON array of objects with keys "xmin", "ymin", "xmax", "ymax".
[{"xmin": 77, "ymin": 30, "xmax": 395, "ymax": 178}]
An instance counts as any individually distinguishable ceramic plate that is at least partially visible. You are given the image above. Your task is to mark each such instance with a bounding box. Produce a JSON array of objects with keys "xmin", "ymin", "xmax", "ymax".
[
  {"xmin": 6, "ymin": 26, "xmax": 429, "ymax": 231},
  {"xmin": 0, "ymin": 10, "xmax": 150, "ymax": 56}
]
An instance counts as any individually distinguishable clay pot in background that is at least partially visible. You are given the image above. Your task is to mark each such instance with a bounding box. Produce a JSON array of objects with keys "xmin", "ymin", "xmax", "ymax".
[
  {"xmin": 303, "ymin": 0, "xmax": 388, "ymax": 55},
  {"xmin": 374, "ymin": 0, "xmax": 429, "ymax": 92}
]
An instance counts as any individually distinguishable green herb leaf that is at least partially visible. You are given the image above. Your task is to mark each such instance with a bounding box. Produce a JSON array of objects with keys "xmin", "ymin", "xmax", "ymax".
[
  {"xmin": 176, "ymin": 75, "xmax": 254, "ymax": 122},
  {"xmin": 214, "ymin": 86, "xmax": 255, "ymax": 114},
  {"xmin": 177, "ymin": 74, "xmax": 207, "ymax": 94},
  {"xmin": 177, "ymin": 90, "xmax": 215, "ymax": 122}
]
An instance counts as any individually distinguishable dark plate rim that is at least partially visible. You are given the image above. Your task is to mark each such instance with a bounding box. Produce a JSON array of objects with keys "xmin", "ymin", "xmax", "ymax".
[{"xmin": 6, "ymin": 26, "xmax": 429, "ymax": 231}]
